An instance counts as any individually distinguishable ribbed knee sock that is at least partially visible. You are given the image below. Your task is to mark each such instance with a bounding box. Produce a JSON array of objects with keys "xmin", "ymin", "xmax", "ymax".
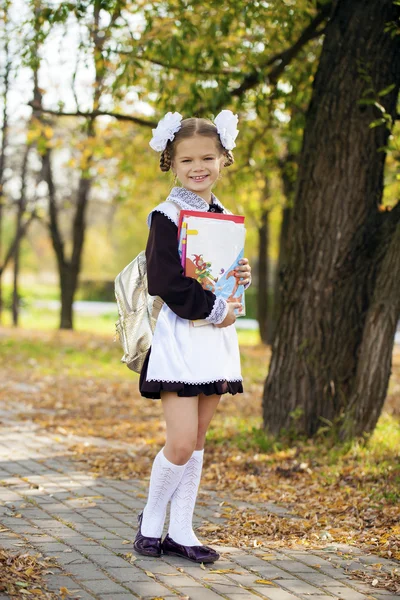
[
  {"xmin": 141, "ymin": 448, "xmax": 188, "ymax": 538},
  {"xmin": 168, "ymin": 449, "xmax": 204, "ymax": 546}
]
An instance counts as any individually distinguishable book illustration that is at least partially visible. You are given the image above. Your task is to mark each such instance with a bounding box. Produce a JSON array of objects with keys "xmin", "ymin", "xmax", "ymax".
[
  {"xmin": 186, "ymin": 252, "xmax": 244, "ymax": 304},
  {"xmin": 186, "ymin": 254, "xmax": 224, "ymax": 293},
  {"xmin": 224, "ymin": 259, "xmax": 245, "ymax": 304}
]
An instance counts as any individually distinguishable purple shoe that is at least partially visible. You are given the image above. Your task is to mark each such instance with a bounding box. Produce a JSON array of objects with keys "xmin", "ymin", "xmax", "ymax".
[
  {"xmin": 161, "ymin": 534, "xmax": 220, "ymax": 563},
  {"xmin": 133, "ymin": 511, "xmax": 161, "ymax": 558}
]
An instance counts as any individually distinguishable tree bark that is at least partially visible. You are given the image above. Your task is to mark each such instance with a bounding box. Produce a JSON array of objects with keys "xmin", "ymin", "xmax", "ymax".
[
  {"xmin": 59, "ymin": 265, "xmax": 78, "ymax": 330},
  {"xmin": 270, "ymin": 153, "xmax": 297, "ymax": 344},
  {"xmin": 257, "ymin": 206, "xmax": 269, "ymax": 344},
  {"xmin": 269, "ymin": 206, "xmax": 292, "ymax": 345},
  {"xmin": 263, "ymin": 0, "xmax": 400, "ymax": 440}
]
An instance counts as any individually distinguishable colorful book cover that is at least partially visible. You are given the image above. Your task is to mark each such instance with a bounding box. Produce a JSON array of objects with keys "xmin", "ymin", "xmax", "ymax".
[{"xmin": 178, "ymin": 210, "xmax": 246, "ymax": 327}]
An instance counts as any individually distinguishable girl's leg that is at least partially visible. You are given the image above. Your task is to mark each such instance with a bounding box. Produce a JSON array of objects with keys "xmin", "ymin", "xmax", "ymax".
[
  {"xmin": 195, "ymin": 393, "xmax": 221, "ymax": 450},
  {"xmin": 140, "ymin": 392, "xmax": 198, "ymax": 538},
  {"xmin": 162, "ymin": 391, "xmax": 199, "ymax": 464},
  {"xmin": 168, "ymin": 393, "xmax": 221, "ymax": 545}
]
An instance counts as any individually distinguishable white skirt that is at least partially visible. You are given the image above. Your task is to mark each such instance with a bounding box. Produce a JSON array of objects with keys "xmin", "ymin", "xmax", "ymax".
[{"xmin": 146, "ymin": 303, "xmax": 242, "ymax": 384}]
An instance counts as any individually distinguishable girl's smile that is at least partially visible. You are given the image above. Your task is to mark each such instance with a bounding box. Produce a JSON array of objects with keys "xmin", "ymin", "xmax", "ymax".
[{"xmin": 190, "ymin": 174, "xmax": 209, "ymax": 182}]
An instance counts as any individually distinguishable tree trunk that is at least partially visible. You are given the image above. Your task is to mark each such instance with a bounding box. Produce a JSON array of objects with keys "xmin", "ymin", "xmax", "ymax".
[
  {"xmin": 257, "ymin": 192, "xmax": 270, "ymax": 343},
  {"xmin": 42, "ymin": 148, "xmax": 91, "ymax": 330},
  {"xmin": 59, "ymin": 173, "xmax": 91, "ymax": 330},
  {"xmin": 269, "ymin": 206, "xmax": 292, "ymax": 345},
  {"xmin": 12, "ymin": 244, "xmax": 20, "ymax": 326},
  {"xmin": 263, "ymin": 0, "xmax": 400, "ymax": 441},
  {"xmin": 59, "ymin": 266, "xmax": 78, "ymax": 330},
  {"xmin": 269, "ymin": 154, "xmax": 296, "ymax": 344},
  {"xmin": 12, "ymin": 144, "xmax": 30, "ymax": 327}
]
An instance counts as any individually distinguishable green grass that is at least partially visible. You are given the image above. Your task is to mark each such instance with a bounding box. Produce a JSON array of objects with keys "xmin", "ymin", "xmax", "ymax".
[
  {"xmin": 1, "ymin": 308, "xmax": 261, "ymax": 382},
  {"xmin": 3, "ymin": 305, "xmax": 261, "ymax": 343},
  {"xmin": 207, "ymin": 411, "xmax": 400, "ymax": 507},
  {"xmin": 3, "ymin": 306, "xmax": 118, "ymax": 335},
  {"xmin": 3, "ymin": 280, "xmax": 262, "ymax": 340},
  {"xmin": 0, "ymin": 332, "xmax": 134, "ymax": 380},
  {"xmin": 3, "ymin": 281, "xmax": 60, "ymax": 303}
]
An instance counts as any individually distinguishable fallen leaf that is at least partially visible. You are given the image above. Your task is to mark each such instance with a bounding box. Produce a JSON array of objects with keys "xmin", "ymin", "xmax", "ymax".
[
  {"xmin": 145, "ymin": 570, "xmax": 155, "ymax": 578},
  {"xmin": 209, "ymin": 569, "xmax": 243, "ymax": 574},
  {"xmin": 255, "ymin": 579, "xmax": 277, "ymax": 585}
]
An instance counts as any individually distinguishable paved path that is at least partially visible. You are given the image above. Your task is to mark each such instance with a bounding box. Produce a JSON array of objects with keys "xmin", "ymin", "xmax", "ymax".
[{"xmin": 0, "ymin": 409, "xmax": 399, "ymax": 600}]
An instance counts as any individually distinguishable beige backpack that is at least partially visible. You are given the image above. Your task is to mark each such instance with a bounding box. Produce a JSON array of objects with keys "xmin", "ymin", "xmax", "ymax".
[
  {"xmin": 114, "ymin": 201, "xmax": 180, "ymax": 373},
  {"xmin": 114, "ymin": 250, "xmax": 164, "ymax": 374}
]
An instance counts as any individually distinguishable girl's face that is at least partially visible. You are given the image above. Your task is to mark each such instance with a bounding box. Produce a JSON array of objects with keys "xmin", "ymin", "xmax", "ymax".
[{"xmin": 171, "ymin": 135, "xmax": 224, "ymax": 201}]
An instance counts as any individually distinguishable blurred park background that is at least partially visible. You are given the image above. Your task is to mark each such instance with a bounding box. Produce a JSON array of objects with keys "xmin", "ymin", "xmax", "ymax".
[{"xmin": 0, "ymin": 0, "xmax": 400, "ymax": 570}]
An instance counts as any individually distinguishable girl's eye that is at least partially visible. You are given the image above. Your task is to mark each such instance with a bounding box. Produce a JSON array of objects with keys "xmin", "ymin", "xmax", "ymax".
[{"xmin": 182, "ymin": 158, "xmax": 214, "ymax": 162}]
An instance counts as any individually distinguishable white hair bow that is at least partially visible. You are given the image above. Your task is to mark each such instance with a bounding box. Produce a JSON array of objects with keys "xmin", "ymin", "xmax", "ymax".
[
  {"xmin": 149, "ymin": 112, "xmax": 183, "ymax": 152},
  {"xmin": 213, "ymin": 109, "xmax": 239, "ymax": 150},
  {"xmin": 149, "ymin": 109, "xmax": 239, "ymax": 152}
]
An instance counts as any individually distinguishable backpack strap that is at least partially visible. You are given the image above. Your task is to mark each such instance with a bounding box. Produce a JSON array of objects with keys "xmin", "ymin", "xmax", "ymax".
[{"xmin": 147, "ymin": 200, "xmax": 181, "ymax": 229}]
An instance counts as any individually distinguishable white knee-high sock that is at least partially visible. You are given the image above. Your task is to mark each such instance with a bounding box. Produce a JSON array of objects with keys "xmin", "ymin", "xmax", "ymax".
[
  {"xmin": 168, "ymin": 449, "xmax": 204, "ymax": 546},
  {"xmin": 141, "ymin": 448, "xmax": 188, "ymax": 538}
]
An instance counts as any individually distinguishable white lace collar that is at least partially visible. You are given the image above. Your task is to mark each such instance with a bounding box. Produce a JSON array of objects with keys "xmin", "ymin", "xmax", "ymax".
[{"xmin": 166, "ymin": 186, "xmax": 226, "ymax": 213}]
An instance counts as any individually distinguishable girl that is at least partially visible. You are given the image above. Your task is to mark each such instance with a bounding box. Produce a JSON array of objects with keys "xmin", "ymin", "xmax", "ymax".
[{"xmin": 134, "ymin": 110, "xmax": 252, "ymax": 563}]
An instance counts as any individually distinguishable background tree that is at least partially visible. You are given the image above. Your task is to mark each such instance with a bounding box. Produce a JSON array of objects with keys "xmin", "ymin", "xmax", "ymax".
[
  {"xmin": 27, "ymin": 0, "xmax": 152, "ymax": 329},
  {"xmin": 0, "ymin": 0, "xmax": 38, "ymax": 322}
]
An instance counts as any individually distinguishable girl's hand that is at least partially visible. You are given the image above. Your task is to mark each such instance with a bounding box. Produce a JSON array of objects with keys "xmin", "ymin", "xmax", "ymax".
[
  {"xmin": 234, "ymin": 258, "xmax": 251, "ymax": 286},
  {"xmin": 215, "ymin": 301, "xmax": 242, "ymax": 328}
]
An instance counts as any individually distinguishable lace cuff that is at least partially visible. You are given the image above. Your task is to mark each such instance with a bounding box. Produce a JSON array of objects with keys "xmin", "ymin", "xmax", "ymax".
[{"xmin": 205, "ymin": 296, "xmax": 229, "ymax": 325}]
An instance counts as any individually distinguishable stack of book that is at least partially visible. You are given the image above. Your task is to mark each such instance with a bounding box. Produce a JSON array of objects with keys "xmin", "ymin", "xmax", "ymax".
[{"xmin": 178, "ymin": 210, "xmax": 247, "ymax": 326}]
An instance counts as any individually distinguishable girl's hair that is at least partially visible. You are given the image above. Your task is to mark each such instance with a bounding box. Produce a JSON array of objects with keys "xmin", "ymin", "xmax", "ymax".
[{"xmin": 159, "ymin": 117, "xmax": 234, "ymax": 172}]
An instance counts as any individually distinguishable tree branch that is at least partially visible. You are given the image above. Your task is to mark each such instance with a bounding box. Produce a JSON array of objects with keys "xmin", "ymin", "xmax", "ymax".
[
  {"xmin": 232, "ymin": 3, "xmax": 332, "ymax": 97},
  {"xmin": 114, "ymin": 50, "xmax": 240, "ymax": 76},
  {"xmin": 41, "ymin": 149, "xmax": 66, "ymax": 268},
  {"xmin": 28, "ymin": 100, "xmax": 157, "ymax": 127},
  {"xmin": 0, "ymin": 211, "xmax": 37, "ymax": 275}
]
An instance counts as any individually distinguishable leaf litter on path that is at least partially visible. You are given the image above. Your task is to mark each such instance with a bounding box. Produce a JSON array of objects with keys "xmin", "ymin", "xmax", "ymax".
[{"xmin": 1, "ymin": 328, "xmax": 399, "ymax": 593}]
